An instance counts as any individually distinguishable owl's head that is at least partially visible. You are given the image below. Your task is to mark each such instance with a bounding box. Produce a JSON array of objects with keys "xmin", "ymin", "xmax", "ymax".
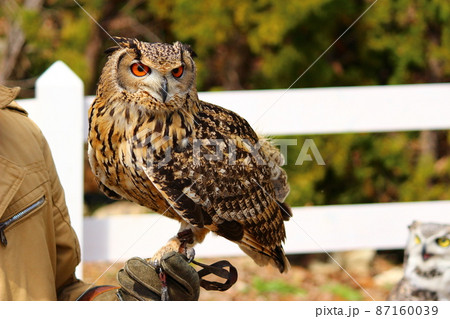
[
  {"xmin": 404, "ymin": 221, "xmax": 450, "ymax": 277},
  {"xmin": 99, "ymin": 37, "xmax": 197, "ymax": 109}
]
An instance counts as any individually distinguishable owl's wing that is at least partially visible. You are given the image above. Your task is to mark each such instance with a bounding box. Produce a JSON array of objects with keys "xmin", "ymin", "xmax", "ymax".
[
  {"xmin": 258, "ymin": 136, "xmax": 290, "ymax": 202},
  {"xmin": 97, "ymin": 180, "xmax": 123, "ymax": 200},
  {"xmin": 142, "ymin": 161, "xmax": 208, "ymax": 228},
  {"xmin": 142, "ymin": 102, "xmax": 291, "ymax": 271}
]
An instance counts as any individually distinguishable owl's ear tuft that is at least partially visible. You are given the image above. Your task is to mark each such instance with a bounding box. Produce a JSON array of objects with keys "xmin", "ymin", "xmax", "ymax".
[
  {"xmin": 409, "ymin": 220, "xmax": 420, "ymax": 230},
  {"xmin": 112, "ymin": 36, "xmax": 139, "ymax": 49},
  {"xmin": 182, "ymin": 43, "xmax": 197, "ymax": 58},
  {"xmin": 104, "ymin": 46, "xmax": 120, "ymax": 55}
]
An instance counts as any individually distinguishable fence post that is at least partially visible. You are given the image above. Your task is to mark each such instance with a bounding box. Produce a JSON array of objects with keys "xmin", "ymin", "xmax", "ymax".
[{"xmin": 31, "ymin": 61, "xmax": 85, "ymax": 279}]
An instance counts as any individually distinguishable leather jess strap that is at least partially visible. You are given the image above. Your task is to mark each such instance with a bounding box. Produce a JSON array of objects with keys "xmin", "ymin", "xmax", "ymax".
[
  {"xmin": 192, "ymin": 259, "xmax": 238, "ymax": 291},
  {"xmin": 78, "ymin": 285, "xmax": 119, "ymax": 301}
]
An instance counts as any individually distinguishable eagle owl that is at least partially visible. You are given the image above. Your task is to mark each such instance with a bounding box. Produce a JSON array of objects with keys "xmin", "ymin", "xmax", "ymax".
[
  {"xmin": 388, "ymin": 221, "xmax": 450, "ymax": 300},
  {"xmin": 88, "ymin": 37, "xmax": 291, "ymax": 273}
]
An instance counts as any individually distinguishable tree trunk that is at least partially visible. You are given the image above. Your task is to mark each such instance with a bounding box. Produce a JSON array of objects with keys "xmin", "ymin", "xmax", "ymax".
[
  {"xmin": 419, "ymin": 130, "xmax": 438, "ymax": 159},
  {"xmin": 0, "ymin": 0, "xmax": 44, "ymax": 84}
]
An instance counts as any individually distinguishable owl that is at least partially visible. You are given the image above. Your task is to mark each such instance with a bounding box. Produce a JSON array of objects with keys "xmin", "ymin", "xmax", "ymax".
[
  {"xmin": 388, "ymin": 221, "xmax": 450, "ymax": 301},
  {"xmin": 88, "ymin": 37, "xmax": 292, "ymax": 273}
]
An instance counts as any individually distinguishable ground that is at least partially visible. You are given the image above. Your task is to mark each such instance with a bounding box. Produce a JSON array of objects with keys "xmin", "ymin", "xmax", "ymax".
[{"xmin": 83, "ymin": 251, "xmax": 403, "ymax": 301}]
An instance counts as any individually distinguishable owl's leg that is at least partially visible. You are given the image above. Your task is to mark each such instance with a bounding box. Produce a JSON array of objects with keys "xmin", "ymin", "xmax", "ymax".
[
  {"xmin": 149, "ymin": 235, "xmax": 183, "ymax": 264},
  {"xmin": 177, "ymin": 228, "xmax": 195, "ymax": 261},
  {"xmin": 149, "ymin": 223, "xmax": 209, "ymax": 263}
]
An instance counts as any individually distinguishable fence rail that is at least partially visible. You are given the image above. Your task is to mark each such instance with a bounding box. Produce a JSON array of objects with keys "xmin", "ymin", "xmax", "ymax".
[{"xmin": 16, "ymin": 61, "xmax": 450, "ymax": 275}]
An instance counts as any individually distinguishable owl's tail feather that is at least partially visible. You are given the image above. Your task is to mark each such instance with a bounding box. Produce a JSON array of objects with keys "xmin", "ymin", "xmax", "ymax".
[{"xmin": 238, "ymin": 234, "xmax": 290, "ymax": 273}]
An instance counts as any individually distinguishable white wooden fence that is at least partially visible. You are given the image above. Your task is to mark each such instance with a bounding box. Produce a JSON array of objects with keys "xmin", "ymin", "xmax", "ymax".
[{"xmin": 17, "ymin": 61, "xmax": 450, "ymax": 277}]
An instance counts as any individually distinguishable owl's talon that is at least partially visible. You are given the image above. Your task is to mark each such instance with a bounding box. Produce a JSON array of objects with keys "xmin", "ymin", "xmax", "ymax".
[
  {"xmin": 152, "ymin": 259, "xmax": 161, "ymax": 268},
  {"xmin": 185, "ymin": 247, "xmax": 195, "ymax": 263},
  {"xmin": 177, "ymin": 229, "xmax": 194, "ymax": 244},
  {"xmin": 177, "ymin": 229, "xmax": 195, "ymax": 261}
]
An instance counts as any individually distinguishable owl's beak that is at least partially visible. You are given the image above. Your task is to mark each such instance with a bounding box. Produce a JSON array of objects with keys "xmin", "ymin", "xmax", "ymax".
[
  {"xmin": 421, "ymin": 245, "xmax": 433, "ymax": 261},
  {"xmin": 160, "ymin": 77, "xmax": 168, "ymax": 103}
]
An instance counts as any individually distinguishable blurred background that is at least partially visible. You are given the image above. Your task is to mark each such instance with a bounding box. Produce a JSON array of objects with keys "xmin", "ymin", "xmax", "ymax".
[
  {"xmin": 2, "ymin": 0, "xmax": 450, "ymax": 208},
  {"xmin": 1, "ymin": 0, "xmax": 450, "ymax": 300}
]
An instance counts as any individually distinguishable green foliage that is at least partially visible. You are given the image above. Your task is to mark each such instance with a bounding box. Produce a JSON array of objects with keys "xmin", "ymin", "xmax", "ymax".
[
  {"xmin": 251, "ymin": 276, "xmax": 307, "ymax": 296},
  {"xmin": 4, "ymin": 0, "xmax": 450, "ymax": 88},
  {"xmin": 365, "ymin": 0, "xmax": 450, "ymax": 84},
  {"xmin": 281, "ymin": 132, "xmax": 450, "ymax": 207},
  {"xmin": 321, "ymin": 282, "xmax": 363, "ymax": 301},
  {"xmin": 5, "ymin": 1, "xmax": 94, "ymax": 85},
  {"xmin": 2, "ymin": 0, "xmax": 450, "ymax": 207}
]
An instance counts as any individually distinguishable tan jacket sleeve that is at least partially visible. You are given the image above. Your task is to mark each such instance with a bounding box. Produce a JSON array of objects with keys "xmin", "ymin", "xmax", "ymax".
[
  {"xmin": 0, "ymin": 91, "xmax": 118, "ymax": 300},
  {"xmin": 39, "ymin": 130, "xmax": 92, "ymax": 300},
  {"xmin": 37, "ymin": 106, "xmax": 120, "ymax": 301}
]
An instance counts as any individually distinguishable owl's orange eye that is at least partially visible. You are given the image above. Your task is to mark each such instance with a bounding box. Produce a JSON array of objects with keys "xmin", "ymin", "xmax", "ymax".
[
  {"xmin": 130, "ymin": 63, "xmax": 150, "ymax": 77},
  {"xmin": 172, "ymin": 66, "xmax": 184, "ymax": 78}
]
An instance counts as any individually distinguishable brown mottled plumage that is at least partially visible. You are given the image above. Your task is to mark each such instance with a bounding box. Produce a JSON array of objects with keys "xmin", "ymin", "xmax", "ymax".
[{"xmin": 88, "ymin": 37, "xmax": 291, "ymax": 273}]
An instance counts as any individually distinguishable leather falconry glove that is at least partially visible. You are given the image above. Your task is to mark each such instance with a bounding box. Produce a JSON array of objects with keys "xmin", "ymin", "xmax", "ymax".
[{"xmin": 80, "ymin": 252, "xmax": 200, "ymax": 301}]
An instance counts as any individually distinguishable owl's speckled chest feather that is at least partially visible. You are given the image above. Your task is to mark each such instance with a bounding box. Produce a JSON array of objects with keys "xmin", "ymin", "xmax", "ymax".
[{"xmin": 88, "ymin": 94, "xmax": 196, "ymax": 218}]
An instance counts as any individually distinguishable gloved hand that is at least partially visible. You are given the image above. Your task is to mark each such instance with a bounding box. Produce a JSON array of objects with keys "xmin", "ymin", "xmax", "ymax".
[{"xmin": 88, "ymin": 251, "xmax": 200, "ymax": 301}]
